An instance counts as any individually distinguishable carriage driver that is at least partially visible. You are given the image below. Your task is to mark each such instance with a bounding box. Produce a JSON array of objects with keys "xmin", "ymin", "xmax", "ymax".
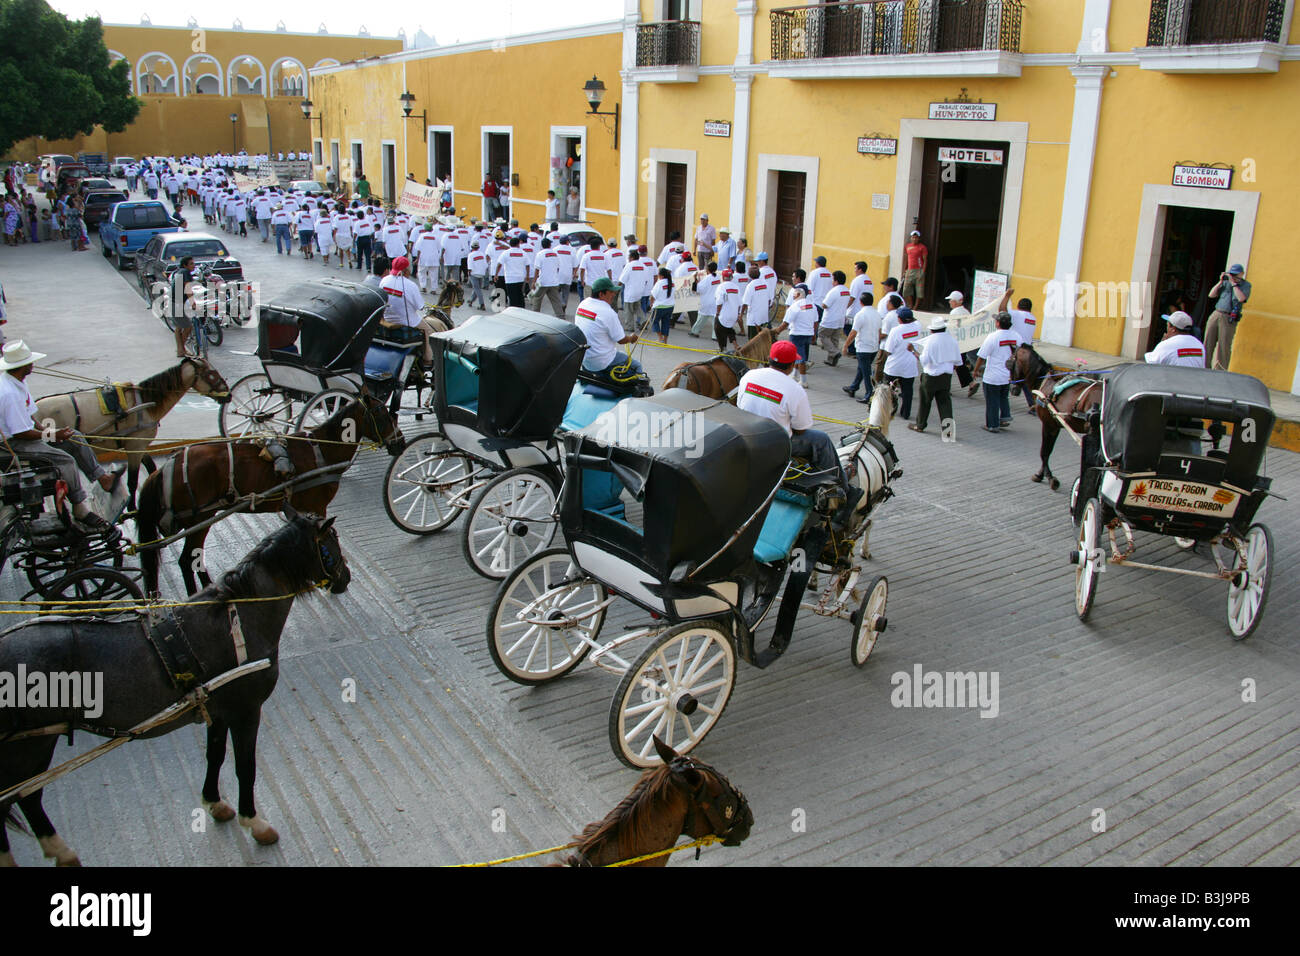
[
  {"xmin": 379, "ymin": 255, "xmax": 440, "ymax": 364},
  {"xmin": 0, "ymin": 341, "xmax": 120, "ymax": 533},
  {"xmin": 575, "ymin": 276, "xmax": 644, "ymax": 387},
  {"xmin": 737, "ymin": 341, "xmax": 862, "ymax": 529}
]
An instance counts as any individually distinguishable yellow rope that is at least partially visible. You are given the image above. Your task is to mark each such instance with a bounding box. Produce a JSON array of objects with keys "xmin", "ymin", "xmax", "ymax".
[
  {"xmin": 449, "ymin": 834, "xmax": 721, "ymax": 868},
  {"xmin": 0, "ymin": 584, "xmax": 328, "ymax": 615},
  {"xmin": 69, "ymin": 433, "xmax": 385, "ymax": 455}
]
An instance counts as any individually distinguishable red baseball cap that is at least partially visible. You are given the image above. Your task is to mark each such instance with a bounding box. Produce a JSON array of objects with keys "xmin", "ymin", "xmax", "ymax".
[
  {"xmin": 770, "ymin": 341, "xmax": 799, "ymax": 364},
  {"xmin": 391, "ymin": 256, "xmax": 410, "ymax": 274}
]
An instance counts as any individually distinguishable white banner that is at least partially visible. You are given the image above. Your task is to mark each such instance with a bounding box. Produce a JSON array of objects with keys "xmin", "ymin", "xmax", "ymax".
[
  {"xmin": 234, "ymin": 172, "xmax": 277, "ymax": 192},
  {"xmin": 971, "ymin": 269, "xmax": 1009, "ymax": 312},
  {"xmin": 399, "ymin": 180, "xmax": 440, "ymax": 217},
  {"xmin": 911, "ymin": 302, "xmax": 999, "ymax": 353}
]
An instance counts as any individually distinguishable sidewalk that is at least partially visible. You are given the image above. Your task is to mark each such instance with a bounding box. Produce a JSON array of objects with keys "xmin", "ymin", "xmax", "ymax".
[{"xmin": 1036, "ymin": 342, "xmax": 1300, "ymax": 453}]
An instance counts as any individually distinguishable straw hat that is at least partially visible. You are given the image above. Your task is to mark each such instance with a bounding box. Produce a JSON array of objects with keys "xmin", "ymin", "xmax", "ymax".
[{"xmin": 0, "ymin": 340, "xmax": 46, "ymax": 371}]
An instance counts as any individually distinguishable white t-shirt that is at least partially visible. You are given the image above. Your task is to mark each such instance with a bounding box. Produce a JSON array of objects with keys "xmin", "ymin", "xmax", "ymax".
[
  {"xmin": 976, "ymin": 327, "xmax": 1023, "ymax": 385},
  {"xmin": 0, "ymin": 372, "xmax": 37, "ymax": 438},
  {"xmin": 716, "ymin": 280, "xmax": 742, "ymax": 328},
  {"xmin": 807, "ymin": 267, "xmax": 834, "ymax": 303},
  {"xmin": 849, "ymin": 273, "xmax": 874, "ymax": 302},
  {"xmin": 820, "ymin": 285, "xmax": 854, "ymax": 330},
  {"xmin": 1145, "ymin": 334, "xmax": 1206, "ymax": 367},
  {"xmin": 883, "ymin": 322, "xmax": 923, "ymax": 378},
  {"xmin": 920, "ymin": 330, "xmax": 963, "ymax": 376},
  {"xmin": 737, "ymin": 366, "xmax": 813, "ymax": 437},
  {"xmin": 658, "ymin": 240, "xmax": 684, "ymax": 265},
  {"xmin": 379, "ymin": 274, "xmax": 426, "ymax": 327},
  {"xmin": 467, "ymin": 248, "xmax": 490, "ymax": 277},
  {"xmin": 697, "ymin": 273, "xmax": 722, "ymax": 316},
  {"xmin": 650, "ymin": 276, "xmax": 674, "ymax": 308},
  {"xmin": 849, "ymin": 305, "xmax": 882, "ymax": 354},
  {"xmin": 535, "ymin": 249, "xmax": 562, "ymax": 287},
  {"xmin": 580, "ymin": 249, "xmax": 610, "ymax": 284},
  {"xmin": 412, "ymin": 231, "xmax": 440, "ymax": 264},
  {"xmin": 382, "ymin": 225, "xmax": 407, "ymax": 257},
  {"xmin": 1009, "ymin": 309, "xmax": 1037, "ymax": 346},
  {"xmin": 619, "ymin": 261, "xmax": 653, "ymax": 300},
  {"xmin": 783, "ymin": 300, "xmax": 818, "ymax": 337},
  {"xmin": 575, "ymin": 297, "xmax": 625, "ymax": 370},
  {"xmin": 741, "ymin": 279, "xmax": 774, "ymax": 325},
  {"xmin": 497, "ymin": 248, "xmax": 532, "ymax": 283},
  {"xmin": 544, "ymin": 197, "xmax": 559, "ymax": 220}
]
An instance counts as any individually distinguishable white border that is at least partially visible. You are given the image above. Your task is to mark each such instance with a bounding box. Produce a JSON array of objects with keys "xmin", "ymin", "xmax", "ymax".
[
  {"xmin": 182, "ymin": 53, "xmax": 224, "ymax": 96},
  {"xmin": 136, "ymin": 51, "xmax": 179, "ymax": 95},
  {"xmin": 427, "ymin": 125, "xmax": 454, "ymax": 192},
  {"xmin": 550, "ymin": 125, "xmax": 588, "ymax": 224},
  {"xmin": 647, "ymin": 147, "xmax": 696, "ymax": 254},
  {"xmin": 754, "ymin": 153, "xmax": 819, "ymax": 270},
  {"xmin": 381, "ymin": 138, "xmax": 398, "ymax": 204},
  {"xmin": 480, "ymin": 126, "xmax": 514, "ymax": 221}
]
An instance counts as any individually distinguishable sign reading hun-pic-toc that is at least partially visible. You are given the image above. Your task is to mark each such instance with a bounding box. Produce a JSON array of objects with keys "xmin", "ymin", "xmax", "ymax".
[
  {"xmin": 399, "ymin": 179, "xmax": 441, "ymax": 217},
  {"xmin": 1172, "ymin": 165, "xmax": 1233, "ymax": 190},
  {"xmin": 938, "ymin": 146, "xmax": 1004, "ymax": 166},
  {"xmin": 929, "ymin": 101, "xmax": 996, "ymax": 121},
  {"xmin": 857, "ymin": 137, "xmax": 897, "ymax": 155}
]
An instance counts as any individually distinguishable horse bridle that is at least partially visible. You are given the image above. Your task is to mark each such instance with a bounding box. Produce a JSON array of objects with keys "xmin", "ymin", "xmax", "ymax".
[
  {"xmin": 183, "ymin": 356, "xmax": 232, "ymax": 402},
  {"xmin": 672, "ymin": 754, "xmax": 749, "ymax": 846},
  {"xmin": 312, "ymin": 522, "xmax": 347, "ymax": 591},
  {"xmin": 354, "ymin": 396, "xmax": 404, "ymax": 452}
]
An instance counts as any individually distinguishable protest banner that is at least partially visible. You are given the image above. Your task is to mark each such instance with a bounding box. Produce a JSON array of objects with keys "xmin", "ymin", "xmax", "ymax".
[{"xmin": 399, "ymin": 180, "xmax": 440, "ymax": 217}]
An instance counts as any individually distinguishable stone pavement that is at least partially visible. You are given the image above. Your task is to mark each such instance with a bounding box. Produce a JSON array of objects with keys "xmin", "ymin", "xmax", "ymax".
[{"xmin": 0, "ymin": 192, "xmax": 1296, "ymax": 866}]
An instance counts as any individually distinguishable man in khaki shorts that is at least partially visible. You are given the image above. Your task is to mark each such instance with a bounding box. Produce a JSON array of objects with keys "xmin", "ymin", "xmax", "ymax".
[
  {"xmin": 1203, "ymin": 264, "xmax": 1250, "ymax": 371},
  {"xmin": 901, "ymin": 230, "xmax": 928, "ymax": 308}
]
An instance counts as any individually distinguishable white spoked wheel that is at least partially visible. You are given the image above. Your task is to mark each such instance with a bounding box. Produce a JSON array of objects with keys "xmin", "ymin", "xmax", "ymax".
[
  {"xmin": 296, "ymin": 387, "xmax": 356, "ymax": 432},
  {"xmin": 851, "ymin": 575, "xmax": 888, "ymax": 668},
  {"xmin": 1069, "ymin": 477, "xmax": 1081, "ymax": 526},
  {"xmin": 1226, "ymin": 523, "xmax": 1271, "ymax": 641},
  {"xmin": 610, "ymin": 621, "xmax": 736, "ymax": 769},
  {"xmin": 462, "ymin": 468, "xmax": 559, "ymax": 580},
  {"xmin": 1074, "ymin": 498, "xmax": 1103, "ymax": 622},
  {"xmin": 383, "ymin": 431, "xmax": 478, "ymax": 534},
  {"xmin": 219, "ymin": 372, "xmax": 295, "ymax": 437},
  {"xmin": 487, "ymin": 548, "xmax": 604, "ymax": 685}
]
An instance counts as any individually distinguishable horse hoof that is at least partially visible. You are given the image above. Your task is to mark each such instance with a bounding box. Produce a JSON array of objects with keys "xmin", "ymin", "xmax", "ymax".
[
  {"xmin": 204, "ymin": 799, "xmax": 236, "ymax": 823},
  {"xmin": 1050, "ymin": 479, "xmax": 1061, "ymax": 491},
  {"xmin": 39, "ymin": 835, "xmax": 81, "ymax": 866},
  {"xmin": 1031, "ymin": 474, "xmax": 1043, "ymax": 483},
  {"xmin": 240, "ymin": 814, "xmax": 279, "ymax": 846},
  {"xmin": 0, "ymin": 850, "xmax": 16, "ymax": 867}
]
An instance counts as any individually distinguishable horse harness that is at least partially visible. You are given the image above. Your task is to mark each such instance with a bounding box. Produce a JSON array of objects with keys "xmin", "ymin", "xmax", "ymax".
[
  {"xmin": 65, "ymin": 384, "xmax": 156, "ymax": 444},
  {"xmin": 672, "ymin": 755, "xmax": 749, "ymax": 850}
]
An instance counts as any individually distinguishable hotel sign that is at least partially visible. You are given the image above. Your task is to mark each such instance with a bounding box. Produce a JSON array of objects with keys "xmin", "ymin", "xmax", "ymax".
[
  {"xmin": 704, "ymin": 120, "xmax": 731, "ymax": 138},
  {"xmin": 938, "ymin": 146, "xmax": 1004, "ymax": 166},
  {"xmin": 857, "ymin": 137, "xmax": 897, "ymax": 155},
  {"xmin": 929, "ymin": 102, "xmax": 996, "ymax": 121},
  {"xmin": 1172, "ymin": 164, "xmax": 1232, "ymax": 190}
]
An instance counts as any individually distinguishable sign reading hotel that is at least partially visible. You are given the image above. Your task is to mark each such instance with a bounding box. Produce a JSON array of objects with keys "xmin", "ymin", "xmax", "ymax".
[
  {"xmin": 1172, "ymin": 165, "xmax": 1233, "ymax": 190},
  {"xmin": 398, "ymin": 179, "xmax": 441, "ymax": 217},
  {"xmin": 857, "ymin": 137, "xmax": 897, "ymax": 155},
  {"xmin": 928, "ymin": 102, "xmax": 996, "ymax": 121},
  {"xmin": 704, "ymin": 120, "xmax": 731, "ymax": 138},
  {"xmin": 938, "ymin": 146, "xmax": 1004, "ymax": 166}
]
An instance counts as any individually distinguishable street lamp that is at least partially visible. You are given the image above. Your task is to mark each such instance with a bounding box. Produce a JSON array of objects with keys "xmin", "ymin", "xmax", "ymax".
[
  {"xmin": 301, "ymin": 98, "xmax": 323, "ymax": 134},
  {"xmin": 582, "ymin": 76, "xmax": 619, "ymax": 150},
  {"xmin": 399, "ymin": 91, "xmax": 427, "ymax": 143},
  {"xmin": 228, "ymin": 112, "xmax": 238, "ymax": 153}
]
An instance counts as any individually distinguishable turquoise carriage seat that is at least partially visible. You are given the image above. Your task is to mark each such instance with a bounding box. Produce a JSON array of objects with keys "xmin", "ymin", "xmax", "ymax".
[
  {"xmin": 563, "ymin": 384, "xmax": 626, "ymax": 518},
  {"xmin": 444, "ymin": 350, "xmax": 480, "ymax": 413},
  {"xmin": 752, "ymin": 488, "xmax": 813, "ymax": 565}
]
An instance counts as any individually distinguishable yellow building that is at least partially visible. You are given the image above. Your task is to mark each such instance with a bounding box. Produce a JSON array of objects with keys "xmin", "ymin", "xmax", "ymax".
[{"xmin": 12, "ymin": 22, "xmax": 400, "ymax": 161}]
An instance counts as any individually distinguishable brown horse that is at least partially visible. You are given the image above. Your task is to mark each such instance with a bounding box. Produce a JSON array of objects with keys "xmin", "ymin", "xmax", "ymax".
[
  {"xmin": 136, "ymin": 394, "xmax": 403, "ymax": 595},
  {"xmin": 34, "ymin": 358, "xmax": 232, "ymax": 510},
  {"xmin": 434, "ymin": 281, "xmax": 464, "ymax": 310},
  {"xmin": 559, "ymin": 737, "xmax": 753, "ymax": 867},
  {"xmin": 662, "ymin": 327, "xmax": 773, "ymax": 400},
  {"xmin": 1014, "ymin": 345, "xmax": 1103, "ymax": 490}
]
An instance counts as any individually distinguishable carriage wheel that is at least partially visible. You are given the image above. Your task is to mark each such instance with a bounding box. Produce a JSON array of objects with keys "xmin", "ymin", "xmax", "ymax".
[
  {"xmin": 1074, "ymin": 498, "xmax": 1103, "ymax": 622},
  {"xmin": 296, "ymin": 388, "xmax": 356, "ymax": 432},
  {"xmin": 1069, "ymin": 477, "xmax": 1081, "ymax": 526},
  {"xmin": 383, "ymin": 432, "xmax": 476, "ymax": 534},
  {"xmin": 25, "ymin": 546, "xmax": 125, "ymax": 600},
  {"xmin": 487, "ymin": 548, "xmax": 603, "ymax": 685},
  {"xmin": 1173, "ymin": 537, "xmax": 1197, "ymax": 552},
  {"xmin": 851, "ymin": 575, "xmax": 888, "ymax": 668},
  {"xmin": 462, "ymin": 469, "xmax": 559, "ymax": 579},
  {"xmin": 38, "ymin": 567, "xmax": 144, "ymax": 613},
  {"xmin": 1226, "ymin": 523, "xmax": 1272, "ymax": 641},
  {"xmin": 219, "ymin": 373, "xmax": 295, "ymax": 438},
  {"xmin": 610, "ymin": 621, "xmax": 736, "ymax": 769}
]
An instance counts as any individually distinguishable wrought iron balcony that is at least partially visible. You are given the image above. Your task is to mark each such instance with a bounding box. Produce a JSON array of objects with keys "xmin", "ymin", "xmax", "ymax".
[
  {"xmin": 770, "ymin": 0, "xmax": 1023, "ymax": 60},
  {"xmin": 636, "ymin": 20, "xmax": 701, "ymax": 67},
  {"xmin": 1147, "ymin": 0, "xmax": 1287, "ymax": 46}
]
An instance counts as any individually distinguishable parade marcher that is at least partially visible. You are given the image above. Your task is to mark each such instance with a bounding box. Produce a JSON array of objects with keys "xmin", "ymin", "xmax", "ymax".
[
  {"xmin": 495, "ymin": 236, "xmax": 532, "ymax": 309},
  {"xmin": 254, "ymin": 190, "xmax": 272, "ymax": 241},
  {"xmin": 271, "ymin": 203, "xmax": 291, "ymax": 254},
  {"xmin": 714, "ymin": 268, "xmax": 742, "ymax": 353},
  {"xmin": 912, "ymin": 316, "xmax": 962, "ymax": 434},
  {"xmin": 807, "ymin": 256, "xmax": 834, "ymax": 320},
  {"xmin": 739, "ymin": 265, "xmax": 775, "ymax": 342},
  {"xmin": 881, "ymin": 306, "xmax": 922, "ymax": 421},
  {"xmin": 1145, "ymin": 310, "xmax": 1206, "ymax": 367},
  {"xmin": 532, "ymin": 238, "xmax": 566, "ymax": 318},
  {"xmin": 412, "ymin": 224, "xmax": 441, "ymax": 293},
  {"xmin": 467, "ymin": 240, "xmax": 490, "ymax": 310},
  {"xmin": 818, "ymin": 271, "xmax": 853, "ymax": 366},
  {"xmin": 354, "ymin": 211, "xmax": 375, "ymax": 273},
  {"xmin": 849, "ymin": 261, "xmax": 874, "ymax": 306},
  {"xmin": 842, "ymin": 292, "xmax": 881, "ymax": 402},
  {"xmin": 771, "ymin": 284, "xmax": 818, "ymax": 385},
  {"xmin": 579, "ymin": 239, "xmax": 610, "ymax": 298},
  {"xmin": 332, "ymin": 211, "xmax": 354, "ymax": 269},
  {"xmin": 575, "ymin": 277, "xmax": 643, "ymax": 388},
  {"xmin": 649, "ymin": 267, "xmax": 675, "ymax": 343},
  {"xmin": 692, "ymin": 261, "xmax": 721, "ymax": 338},
  {"xmin": 379, "ymin": 257, "xmax": 439, "ymax": 362},
  {"xmin": 1204, "ymin": 264, "xmax": 1250, "ymax": 371},
  {"xmin": 618, "ymin": 249, "xmax": 652, "ymax": 332},
  {"xmin": 972, "ymin": 313, "xmax": 1023, "ymax": 433},
  {"xmin": 296, "ymin": 208, "xmax": 315, "ymax": 259}
]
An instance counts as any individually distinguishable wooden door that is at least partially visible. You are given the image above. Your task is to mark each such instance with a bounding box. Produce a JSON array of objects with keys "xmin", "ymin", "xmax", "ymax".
[
  {"xmin": 773, "ymin": 170, "xmax": 806, "ymax": 281},
  {"xmin": 914, "ymin": 140, "xmax": 945, "ymax": 308},
  {"xmin": 663, "ymin": 162, "xmax": 687, "ymax": 247}
]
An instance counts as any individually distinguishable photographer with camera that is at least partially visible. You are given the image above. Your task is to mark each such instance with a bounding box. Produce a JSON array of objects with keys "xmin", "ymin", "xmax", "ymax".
[{"xmin": 1204, "ymin": 264, "xmax": 1250, "ymax": 371}]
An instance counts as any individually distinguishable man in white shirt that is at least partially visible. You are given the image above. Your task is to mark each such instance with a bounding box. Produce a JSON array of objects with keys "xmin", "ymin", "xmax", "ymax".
[
  {"xmin": 693, "ymin": 214, "xmax": 717, "ymax": 268},
  {"xmin": 973, "ymin": 313, "xmax": 1023, "ymax": 432},
  {"xmin": 737, "ymin": 340, "xmax": 857, "ymax": 525},
  {"xmin": 658, "ymin": 232, "xmax": 685, "ymax": 267},
  {"xmin": 271, "ymin": 203, "xmax": 291, "ymax": 254},
  {"xmin": 379, "ymin": 257, "xmax": 438, "ymax": 362},
  {"xmin": 0, "ymin": 341, "xmax": 119, "ymax": 532},
  {"xmin": 254, "ymin": 191, "xmax": 273, "ymax": 241},
  {"xmin": 881, "ymin": 307, "xmax": 923, "ymax": 421},
  {"xmin": 412, "ymin": 226, "xmax": 441, "ymax": 293},
  {"xmin": 714, "ymin": 269, "xmax": 742, "ymax": 352},
  {"xmin": 579, "ymin": 239, "xmax": 610, "ymax": 298},
  {"xmin": 849, "ymin": 261, "xmax": 874, "ymax": 304},
  {"xmin": 495, "ymin": 237, "xmax": 533, "ymax": 308},
  {"xmin": 532, "ymin": 238, "xmax": 566, "ymax": 318},
  {"xmin": 771, "ymin": 284, "xmax": 818, "ymax": 384},
  {"xmin": 466, "ymin": 240, "xmax": 490, "ymax": 309},
  {"xmin": 807, "ymin": 256, "xmax": 834, "ymax": 320},
  {"xmin": 692, "ymin": 262, "xmax": 721, "ymax": 338},
  {"xmin": 1145, "ymin": 310, "xmax": 1206, "ymax": 367},
  {"xmin": 994, "ymin": 287, "xmax": 1039, "ymax": 410},
  {"xmin": 841, "ymin": 292, "xmax": 881, "ymax": 402},
  {"xmin": 382, "ymin": 217, "xmax": 408, "ymax": 260},
  {"xmin": 575, "ymin": 277, "xmax": 642, "ymax": 387},
  {"xmin": 818, "ymin": 271, "xmax": 854, "ymax": 366},
  {"xmin": 912, "ymin": 317, "xmax": 963, "ymax": 434},
  {"xmin": 618, "ymin": 249, "xmax": 652, "ymax": 332},
  {"xmin": 715, "ymin": 227, "xmax": 736, "ymax": 272},
  {"xmin": 739, "ymin": 267, "xmax": 775, "ymax": 342}
]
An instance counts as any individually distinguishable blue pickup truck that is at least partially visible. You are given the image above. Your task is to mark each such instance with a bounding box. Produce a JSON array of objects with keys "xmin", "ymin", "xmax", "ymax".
[{"xmin": 98, "ymin": 201, "xmax": 185, "ymax": 271}]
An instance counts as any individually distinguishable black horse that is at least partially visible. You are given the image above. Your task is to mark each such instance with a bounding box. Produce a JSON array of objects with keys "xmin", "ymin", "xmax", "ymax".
[{"xmin": 1, "ymin": 511, "xmax": 350, "ymax": 866}]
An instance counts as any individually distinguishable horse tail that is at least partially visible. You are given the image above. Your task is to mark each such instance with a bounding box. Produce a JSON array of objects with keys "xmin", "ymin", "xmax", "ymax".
[
  {"xmin": 136, "ymin": 468, "xmax": 166, "ymax": 593},
  {"xmin": 4, "ymin": 805, "xmax": 30, "ymax": 835}
]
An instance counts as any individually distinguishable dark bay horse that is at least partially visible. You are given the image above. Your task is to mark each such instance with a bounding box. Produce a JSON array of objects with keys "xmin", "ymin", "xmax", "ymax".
[
  {"xmin": 34, "ymin": 358, "xmax": 232, "ymax": 511},
  {"xmin": 662, "ymin": 327, "xmax": 772, "ymax": 400},
  {"xmin": 137, "ymin": 395, "xmax": 402, "ymax": 595},
  {"xmin": 1014, "ymin": 345, "xmax": 1103, "ymax": 490},
  {"xmin": 1, "ymin": 512, "xmax": 350, "ymax": 866},
  {"xmin": 560, "ymin": 737, "xmax": 753, "ymax": 867}
]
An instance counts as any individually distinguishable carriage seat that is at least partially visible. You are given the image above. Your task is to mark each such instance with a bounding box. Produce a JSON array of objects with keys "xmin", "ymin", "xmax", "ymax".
[
  {"xmin": 364, "ymin": 340, "xmax": 417, "ymax": 382},
  {"xmin": 374, "ymin": 324, "xmax": 423, "ymax": 347},
  {"xmin": 782, "ymin": 458, "xmax": 842, "ymax": 497},
  {"xmin": 753, "ymin": 488, "xmax": 813, "ymax": 565}
]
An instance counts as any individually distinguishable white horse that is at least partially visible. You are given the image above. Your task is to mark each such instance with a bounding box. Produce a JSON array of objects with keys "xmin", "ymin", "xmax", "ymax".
[{"xmin": 837, "ymin": 380, "xmax": 901, "ymax": 559}]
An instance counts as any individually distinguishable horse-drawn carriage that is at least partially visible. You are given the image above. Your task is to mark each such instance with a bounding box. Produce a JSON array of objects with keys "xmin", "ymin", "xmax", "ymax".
[
  {"xmin": 218, "ymin": 278, "xmax": 435, "ymax": 437},
  {"xmin": 1068, "ymin": 364, "xmax": 1276, "ymax": 639},
  {"xmin": 486, "ymin": 387, "xmax": 902, "ymax": 768},
  {"xmin": 382, "ymin": 308, "xmax": 651, "ymax": 578}
]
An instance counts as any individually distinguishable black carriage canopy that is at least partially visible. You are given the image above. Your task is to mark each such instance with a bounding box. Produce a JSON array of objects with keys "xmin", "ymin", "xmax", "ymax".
[
  {"xmin": 432, "ymin": 309, "xmax": 588, "ymax": 442},
  {"xmin": 256, "ymin": 279, "xmax": 387, "ymax": 373},
  {"xmin": 1100, "ymin": 364, "xmax": 1275, "ymax": 474},
  {"xmin": 562, "ymin": 389, "xmax": 792, "ymax": 584}
]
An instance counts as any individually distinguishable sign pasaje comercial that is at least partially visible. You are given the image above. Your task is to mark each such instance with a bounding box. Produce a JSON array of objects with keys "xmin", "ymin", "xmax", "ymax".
[{"xmin": 929, "ymin": 102, "xmax": 996, "ymax": 121}]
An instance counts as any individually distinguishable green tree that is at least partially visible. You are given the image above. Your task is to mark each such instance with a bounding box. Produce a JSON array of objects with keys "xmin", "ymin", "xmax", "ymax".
[{"xmin": 0, "ymin": 0, "xmax": 139, "ymax": 153}]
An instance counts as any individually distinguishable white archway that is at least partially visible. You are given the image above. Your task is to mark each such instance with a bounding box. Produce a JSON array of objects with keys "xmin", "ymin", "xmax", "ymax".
[
  {"xmin": 270, "ymin": 56, "xmax": 308, "ymax": 97},
  {"xmin": 312, "ymin": 58, "xmax": 340, "ymax": 70},
  {"xmin": 227, "ymin": 55, "xmax": 267, "ymax": 95},
  {"xmin": 108, "ymin": 50, "xmax": 132, "ymax": 94},
  {"xmin": 183, "ymin": 53, "xmax": 224, "ymax": 95},
  {"xmin": 136, "ymin": 51, "xmax": 179, "ymax": 95}
]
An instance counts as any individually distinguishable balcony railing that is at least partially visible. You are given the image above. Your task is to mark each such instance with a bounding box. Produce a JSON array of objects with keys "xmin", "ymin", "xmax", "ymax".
[
  {"xmin": 1147, "ymin": 0, "xmax": 1286, "ymax": 46},
  {"xmin": 770, "ymin": 0, "xmax": 1023, "ymax": 60},
  {"xmin": 636, "ymin": 20, "xmax": 701, "ymax": 67}
]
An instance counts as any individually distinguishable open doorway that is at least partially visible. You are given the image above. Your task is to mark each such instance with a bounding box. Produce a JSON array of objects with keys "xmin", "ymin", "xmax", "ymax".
[
  {"xmin": 381, "ymin": 142, "xmax": 396, "ymax": 204},
  {"xmin": 915, "ymin": 140, "xmax": 1008, "ymax": 309},
  {"xmin": 551, "ymin": 127, "xmax": 585, "ymax": 224},
  {"xmin": 330, "ymin": 140, "xmax": 340, "ymax": 183},
  {"xmin": 1151, "ymin": 206, "xmax": 1233, "ymax": 349},
  {"xmin": 350, "ymin": 141, "xmax": 363, "ymax": 192},
  {"xmin": 482, "ymin": 129, "xmax": 511, "ymax": 221},
  {"xmin": 429, "ymin": 130, "xmax": 452, "ymax": 185}
]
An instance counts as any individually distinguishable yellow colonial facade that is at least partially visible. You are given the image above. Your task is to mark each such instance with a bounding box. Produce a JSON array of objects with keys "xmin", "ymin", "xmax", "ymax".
[
  {"xmin": 12, "ymin": 23, "xmax": 399, "ymax": 161},
  {"xmin": 311, "ymin": 24, "xmax": 625, "ymax": 238}
]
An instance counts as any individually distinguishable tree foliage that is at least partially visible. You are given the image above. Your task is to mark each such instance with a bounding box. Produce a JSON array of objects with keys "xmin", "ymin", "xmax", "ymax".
[{"xmin": 0, "ymin": 0, "xmax": 139, "ymax": 153}]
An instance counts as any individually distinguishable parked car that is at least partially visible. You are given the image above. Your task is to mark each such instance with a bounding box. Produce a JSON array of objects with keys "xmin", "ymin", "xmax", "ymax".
[
  {"xmin": 77, "ymin": 178, "xmax": 115, "ymax": 199},
  {"xmin": 55, "ymin": 164, "xmax": 92, "ymax": 194},
  {"xmin": 548, "ymin": 221, "xmax": 604, "ymax": 249},
  {"xmin": 79, "ymin": 153, "xmax": 110, "ymax": 176},
  {"xmin": 111, "ymin": 156, "xmax": 136, "ymax": 178},
  {"xmin": 80, "ymin": 189, "xmax": 130, "ymax": 230},
  {"xmin": 289, "ymin": 179, "xmax": 327, "ymax": 195},
  {"xmin": 134, "ymin": 232, "xmax": 244, "ymax": 307},
  {"xmin": 98, "ymin": 200, "xmax": 185, "ymax": 270}
]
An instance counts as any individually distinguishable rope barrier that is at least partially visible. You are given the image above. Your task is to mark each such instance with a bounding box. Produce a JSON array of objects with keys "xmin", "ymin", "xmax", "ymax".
[
  {"xmin": 0, "ymin": 584, "xmax": 328, "ymax": 615},
  {"xmin": 449, "ymin": 834, "xmax": 722, "ymax": 867}
]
